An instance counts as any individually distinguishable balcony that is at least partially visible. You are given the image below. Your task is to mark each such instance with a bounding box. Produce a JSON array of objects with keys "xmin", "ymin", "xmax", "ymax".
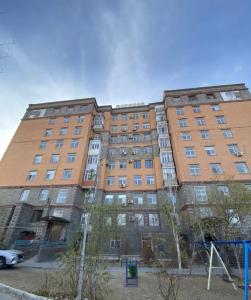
[{"xmin": 82, "ymin": 180, "xmax": 96, "ymax": 188}]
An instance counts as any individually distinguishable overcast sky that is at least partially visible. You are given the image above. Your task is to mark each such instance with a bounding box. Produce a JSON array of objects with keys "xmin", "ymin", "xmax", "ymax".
[{"xmin": 0, "ymin": 0, "xmax": 251, "ymax": 159}]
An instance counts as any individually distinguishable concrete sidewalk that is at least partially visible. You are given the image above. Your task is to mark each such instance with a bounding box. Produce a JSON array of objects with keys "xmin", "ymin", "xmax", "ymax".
[{"xmin": 0, "ymin": 292, "xmax": 18, "ymax": 300}]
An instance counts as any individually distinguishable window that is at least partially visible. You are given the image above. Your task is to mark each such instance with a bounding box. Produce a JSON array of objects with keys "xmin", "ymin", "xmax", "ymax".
[
  {"xmin": 200, "ymin": 130, "xmax": 209, "ymax": 140},
  {"xmin": 87, "ymin": 155, "xmax": 98, "ymax": 164},
  {"xmin": 44, "ymin": 128, "xmax": 52, "ymax": 136},
  {"xmin": 111, "ymin": 125, "xmax": 117, "ymax": 133},
  {"xmin": 221, "ymin": 91, "xmax": 241, "ymax": 101},
  {"xmin": 210, "ymin": 163, "xmax": 223, "ymax": 174},
  {"xmin": 109, "ymin": 148, "xmax": 116, "ymax": 156},
  {"xmin": 133, "ymin": 160, "xmax": 141, "ymax": 169},
  {"xmin": 144, "ymin": 133, "xmax": 151, "ymax": 141},
  {"xmin": 110, "ymin": 240, "xmax": 121, "ymax": 248},
  {"xmin": 176, "ymin": 107, "xmax": 184, "ymax": 115},
  {"xmin": 188, "ymin": 95, "xmax": 197, "ymax": 101},
  {"xmin": 185, "ymin": 147, "xmax": 196, "ymax": 158},
  {"xmin": 221, "ymin": 129, "xmax": 233, "ymax": 138},
  {"xmin": 178, "ymin": 119, "xmax": 187, "ymax": 128},
  {"xmin": 107, "ymin": 160, "xmax": 115, "ymax": 170},
  {"xmin": 112, "ymin": 114, "xmax": 118, "ymax": 121},
  {"xmin": 63, "ymin": 169, "xmax": 72, "ymax": 179},
  {"xmin": 132, "ymin": 134, "xmax": 140, "ymax": 142},
  {"xmin": 235, "ymin": 162, "xmax": 249, "ymax": 174},
  {"xmin": 143, "ymin": 123, "xmax": 150, "ymax": 129},
  {"xmin": 74, "ymin": 126, "xmax": 81, "ymax": 135},
  {"xmin": 181, "ymin": 132, "xmax": 191, "ymax": 141},
  {"xmin": 39, "ymin": 189, "xmax": 49, "ymax": 201},
  {"xmin": 149, "ymin": 214, "xmax": 159, "ymax": 226},
  {"xmin": 77, "ymin": 115, "xmax": 84, "ymax": 123},
  {"xmin": 134, "ymin": 175, "xmax": 142, "ymax": 185},
  {"xmin": 121, "ymin": 135, "xmax": 128, "ymax": 143},
  {"xmin": 199, "ymin": 208, "xmax": 213, "ymax": 218},
  {"xmin": 133, "ymin": 123, "xmax": 139, "ymax": 131},
  {"xmin": 143, "ymin": 146, "xmax": 152, "ymax": 153},
  {"xmin": 67, "ymin": 153, "xmax": 76, "ymax": 163},
  {"xmin": 217, "ymin": 185, "xmax": 229, "ymax": 196},
  {"xmin": 119, "ymin": 176, "xmax": 127, "ymax": 185},
  {"xmin": 228, "ymin": 144, "xmax": 240, "ymax": 156},
  {"xmin": 134, "ymin": 194, "xmax": 143, "ymax": 205},
  {"xmin": 27, "ymin": 170, "xmax": 37, "ymax": 181},
  {"xmin": 55, "ymin": 139, "xmax": 64, "ymax": 148},
  {"xmin": 121, "ymin": 114, "xmax": 127, "ymax": 121},
  {"xmin": 159, "ymin": 137, "xmax": 170, "ymax": 148},
  {"xmin": 204, "ymin": 146, "xmax": 216, "ymax": 156},
  {"xmin": 57, "ymin": 189, "xmax": 68, "ymax": 203},
  {"xmin": 50, "ymin": 154, "xmax": 59, "ymax": 164},
  {"xmin": 31, "ymin": 210, "xmax": 43, "ymax": 222},
  {"xmin": 196, "ymin": 117, "xmax": 205, "ymax": 126},
  {"xmin": 48, "ymin": 117, "xmax": 56, "ymax": 125},
  {"xmin": 193, "ymin": 106, "xmax": 201, "ymax": 113},
  {"xmin": 194, "ymin": 186, "xmax": 207, "ymax": 202},
  {"xmin": 90, "ymin": 142, "xmax": 100, "ymax": 149},
  {"xmin": 64, "ymin": 117, "xmax": 70, "ymax": 123},
  {"xmin": 211, "ymin": 104, "xmax": 221, "ymax": 111},
  {"xmin": 60, "ymin": 127, "xmax": 68, "ymax": 135},
  {"xmin": 135, "ymin": 214, "xmax": 144, "ymax": 226},
  {"xmin": 33, "ymin": 155, "xmax": 42, "ymax": 164},
  {"xmin": 71, "ymin": 139, "xmax": 79, "ymax": 148},
  {"xmin": 147, "ymin": 193, "xmax": 157, "ymax": 205},
  {"xmin": 227, "ymin": 209, "xmax": 240, "ymax": 224},
  {"xmin": 53, "ymin": 208, "xmax": 64, "ymax": 218},
  {"xmin": 132, "ymin": 113, "xmax": 138, "ymax": 120},
  {"xmin": 20, "ymin": 189, "xmax": 30, "ymax": 201},
  {"xmin": 39, "ymin": 141, "xmax": 47, "ymax": 149},
  {"xmin": 142, "ymin": 112, "xmax": 149, "ymax": 119},
  {"xmin": 121, "ymin": 124, "xmax": 128, "ymax": 132},
  {"xmin": 146, "ymin": 175, "xmax": 155, "ymax": 185},
  {"xmin": 189, "ymin": 164, "xmax": 200, "ymax": 176},
  {"xmin": 45, "ymin": 170, "xmax": 55, "ymax": 180},
  {"xmin": 119, "ymin": 160, "xmax": 127, "ymax": 169},
  {"xmin": 207, "ymin": 94, "xmax": 215, "ymax": 100},
  {"xmin": 105, "ymin": 195, "xmax": 114, "ymax": 204},
  {"xmin": 107, "ymin": 176, "xmax": 114, "ymax": 186},
  {"xmin": 145, "ymin": 160, "xmax": 153, "ymax": 168},
  {"xmin": 216, "ymin": 115, "xmax": 226, "ymax": 124},
  {"xmin": 110, "ymin": 136, "xmax": 117, "ymax": 144},
  {"xmin": 160, "ymin": 152, "xmax": 173, "ymax": 163},
  {"xmin": 118, "ymin": 194, "xmax": 126, "ymax": 205},
  {"xmin": 117, "ymin": 214, "xmax": 126, "ymax": 226}
]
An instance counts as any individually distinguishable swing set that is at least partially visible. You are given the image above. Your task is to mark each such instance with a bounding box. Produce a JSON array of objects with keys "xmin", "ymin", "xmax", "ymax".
[{"xmin": 190, "ymin": 240, "xmax": 251, "ymax": 300}]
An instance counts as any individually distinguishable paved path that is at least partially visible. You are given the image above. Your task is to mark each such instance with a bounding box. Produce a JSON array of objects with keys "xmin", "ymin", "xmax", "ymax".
[{"xmin": 0, "ymin": 292, "xmax": 17, "ymax": 300}]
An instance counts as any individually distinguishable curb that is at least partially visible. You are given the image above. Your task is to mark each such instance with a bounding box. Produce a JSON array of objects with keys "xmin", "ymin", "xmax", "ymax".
[{"xmin": 0, "ymin": 283, "xmax": 53, "ymax": 300}]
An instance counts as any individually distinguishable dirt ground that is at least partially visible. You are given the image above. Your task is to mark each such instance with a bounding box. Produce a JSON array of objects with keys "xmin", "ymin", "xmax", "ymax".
[{"xmin": 0, "ymin": 266, "xmax": 244, "ymax": 300}]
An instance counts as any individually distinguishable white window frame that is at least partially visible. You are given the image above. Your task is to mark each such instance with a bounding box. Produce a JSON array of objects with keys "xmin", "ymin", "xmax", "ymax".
[
  {"xmin": 194, "ymin": 186, "xmax": 208, "ymax": 202},
  {"xmin": 56, "ymin": 189, "xmax": 68, "ymax": 203},
  {"xmin": 20, "ymin": 189, "xmax": 30, "ymax": 201},
  {"xmin": 117, "ymin": 214, "xmax": 126, "ymax": 226},
  {"xmin": 149, "ymin": 214, "xmax": 159, "ymax": 226}
]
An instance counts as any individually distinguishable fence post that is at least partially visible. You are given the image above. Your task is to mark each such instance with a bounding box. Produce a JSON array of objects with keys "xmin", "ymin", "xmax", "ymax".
[{"xmin": 244, "ymin": 242, "xmax": 249, "ymax": 300}]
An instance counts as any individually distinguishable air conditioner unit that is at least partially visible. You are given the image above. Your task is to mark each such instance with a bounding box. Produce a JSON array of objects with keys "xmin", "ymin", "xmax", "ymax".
[
  {"xmin": 128, "ymin": 199, "xmax": 134, "ymax": 204},
  {"xmin": 133, "ymin": 128, "xmax": 137, "ymax": 131},
  {"xmin": 121, "ymin": 202, "xmax": 127, "ymax": 207},
  {"xmin": 236, "ymin": 151, "xmax": 244, "ymax": 157},
  {"xmin": 120, "ymin": 184, "xmax": 126, "ymax": 188},
  {"xmin": 129, "ymin": 216, "xmax": 135, "ymax": 222},
  {"xmin": 128, "ymin": 135, "xmax": 133, "ymax": 139},
  {"xmin": 122, "ymin": 128, "xmax": 127, "ymax": 132},
  {"xmin": 121, "ymin": 151, "xmax": 127, "ymax": 156},
  {"xmin": 132, "ymin": 151, "xmax": 136, "ymax": 155}
]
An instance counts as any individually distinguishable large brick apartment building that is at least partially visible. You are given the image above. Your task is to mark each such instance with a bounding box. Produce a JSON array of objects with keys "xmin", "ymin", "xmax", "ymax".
[{"xmin": 0, "ymin": 83, "xmax": 251, "ymax": 257}]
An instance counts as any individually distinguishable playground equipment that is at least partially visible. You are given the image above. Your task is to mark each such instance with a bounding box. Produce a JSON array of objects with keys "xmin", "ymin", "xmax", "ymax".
[{"xmin": 190, "ymin": 240, "xmax": 251, "ymax": 300}]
